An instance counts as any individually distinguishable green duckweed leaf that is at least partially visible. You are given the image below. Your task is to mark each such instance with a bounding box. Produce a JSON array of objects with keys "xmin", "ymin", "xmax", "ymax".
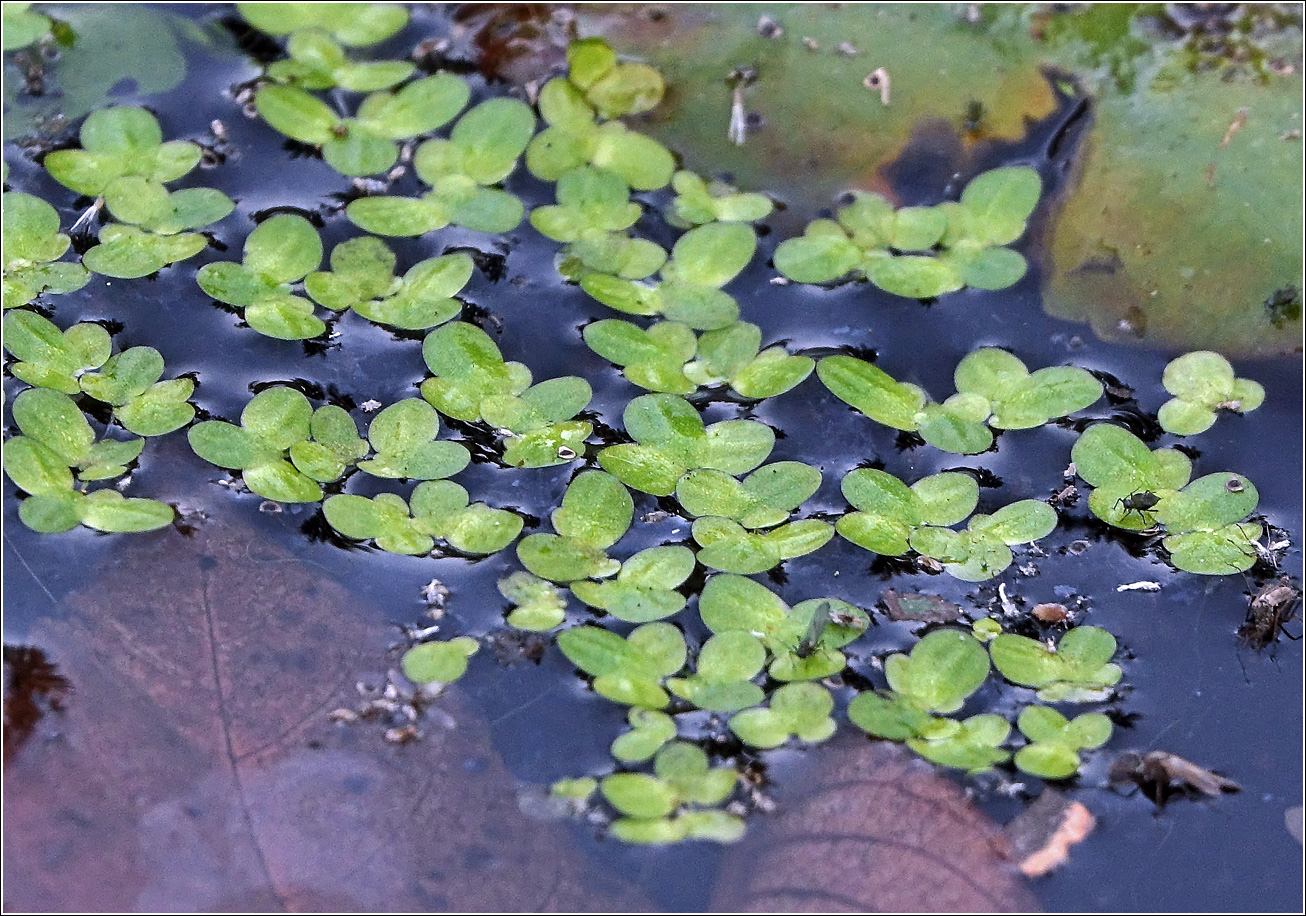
[
  {"xmin": 692, "ymin": 517, "xmax": 833, "ymax": 575},
  {"xmin": 885, "ymin": 629, "xmax": 990, "ymax": 714},
  {"xmin": 698, "ymin": 575, "xmax": 861, "ymax": 664},
  {"xmin": 1014, "ymin": 707, "xmax": 1113, "ymax": 780},
  {"xmin": 307, "ymin": 238, "xmax": 472, "ymax": 330},
  {"xmin": 187, "ymin": 387, "xmax": 339, "ymax": 501},
  {"xmin": 1163, "ymin": 520, "xmax": 1262, "ymax": 576},
  {"xmin": 817, "ymin": 355, "xmax": 926, "ymax": 431},
  {"xmin": 678, "ymin": 461, "xmax": 822, "ymax": 529},
  {"xmin": 79, "ymin": 348, "xmax": 196, "ymax": 437},
  {"xmin": 551, "ymin": 471, "xmax": 633, "ymax": 549},
  {"xmin": 237, "ymin": 2, "xmax": 409, "ymax": 46},
  {"xmin": 268, "ymin": 29, "xmax": 415, "ymax": 91},
  {"xmin": 11, "ymin": 388, "xmax": 97, "ymax": 466},
  {"xmin": 866, "ymin": 255, "xmax": 963, "ymax": 300},
  {"xmin": 889, "ymin": 206, "xmax": 948, "ymax": 251},
  {"xmin": 969, "ymin": 500, "xmax": 1058, "ymax": 545},
  {"xmin": 906, "ymin": 714, "xmax": 1011, "ymax": 775},
  {"xmin": 401, "ymin": 637, "xmax": 479, "ymax": 684},
  {"xmin": 611, "ymin": 708, "xmax": 677, "ymax": 763},
  {"xmin": 660, "ymin": 222, "xmax": 757, "ymax": 289},
  {"xmin": 3, "ymin": 437, "xmax": 77, "ymax": 496},
  {"xmin": 196, "ymin": 215, "xmax": 324, "ymax": 339},
  {"xmin": 612, "ymin": 811, "xmax": 745, "ymax": 845},
  {"xmin": 83, "ymin": 225, "xmax": 208, "ymax": 279},
  {"xmin": 1075, "ymin": 424, "xmax": 1192, "ymax": 491},
  {"xmin": 550, "ymin": 777, "xmax": 597, "ymax": 801},
  {"xmin": 571, "ymin": 545, "xmax": 695, "ymax": 623},
  {"xmin": 3, "ymin": 3, "xmax": 52, "ymax": 50},
  {"xmin": 428, "ymin": 97, "xmax": 535, "ymax": 184},
  {"xmin": 991, "ymin": 626, "xmax": 1121, "ymax": 702},
  {"xmin": 420, "ymin": 321, "xmax": 531, "ymax": 422},
  {"xmin": 530, "ymin": 166, "xmax": 641, "ymax": 241},
  {"xmin": 729, "ymin": 682, "xmax": 836, "ymax": 749},
  {"xmin": 773, "ymin": 227, "xmax": 862, "ymax": 284},
  {"xmin": 847, "ymin": 690, "xmax": 937, "ymax": 741},
  {"xmin": 499, "ymin": 571, "xmax": 568, "ymax": 631},
  {"xmin": 17, "ymin": 491, "xmax": 85, "ymax": 534},
  {"xmin": 590, "ymin": 123, "xmax": 675, "ymax": 191},
  {"xmin": 837, "ymin": 469, "xmax": 980, "ymax": 556},
  {"xmin": 346, "ymin": 195, "xmax": 449, "ymax": 236},
  {"xmin": 415, "ymin": 483, "xmax": 523, "ymax": 555},
  {"xmin": 2, "ymin": 192, "xmax": 90, "ymax": 307},
  {"xmin": 1158, "ymin": 351, "xmax": 1265, "ymax": 435},
  {"xmin": 1154, "ymin": 472, "xmax": 1259, "ymax": 534},
  {"xmin": 76, "ymin": 490, "xmax": 175, "ymax": 533},
  {"xmin": 684, "ymin": 321, "xmax": 813, "ymax": 399},
  {"xmin": 3, "ymin": 312, "xmax": 112, "ymax": 394},
  {"xmin": 584, "ymin": 319, "xmax": 698, "ymax": 394},
  {"xmin": 558, "ymin": 622, "xmax": 685, "ymax": 708},
  {"xmin": 668, "ymin": 171, "xmax": 773, "ymax": 227},
  {"xmin": 254, "ymin": 83, "xmax": 341, "ymax": 145},
  {"xmin": 44, "ymin": 107, "xmax": 201, "ymax": 197},
  {"xmin": 563, "ymin": 38, "xmax": 665, "ymax": 120},
  {"xmin": 563, "ymin": 231, "xmax": 668, "ymax": 281},
  {"xmin": 598, "ymin": 394, "xmax": 774, "ymax": 496},
  {"xmin": 954, "ymin": 245, "xmax": 1028, "ymax": 290},
  {"xmin": 653, "ymin": 742, "xmax": 737, "ymax": 806},
  {"xmin": 356, "ymin": 398, "xmax": 469, "ymax": 480},
  {"xmin": 697, "ymin": 574, "xmax": 789, "ymax": 642},
  {"xmin": 517, "ymin": 533, "xmax": 621, "ymax": 583},
  {"xmin": 667, "ymin": 631, "xmax": 766, "ymax": 712},
  {"xmin": 957, "ymin": 166, "xmax": 1041, "ymax": 247},
  {"xmin": 601, "ymin": 773, "xmax": 678, "ymax": 819},
  {"xmin": 102, "ymin": 176, "xmax": 234, "ymax": 235}
]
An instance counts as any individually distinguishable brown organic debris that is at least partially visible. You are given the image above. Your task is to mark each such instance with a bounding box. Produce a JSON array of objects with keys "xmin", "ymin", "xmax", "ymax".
[
  {"xmin": 1031, "ymin": 602, "xmax": 1071, "ymax": 623},
  {"xmin": 1003, "ymin": 788, "xmax": 1096, "ymax": 877},
  {"xmin": 3, "ymin": 645, "xmax": 71, "ymax": 763},
  {"xmin": 882, "ymin": 589, "xmax": 963, "ymax": 624},
  {"xmin": 1109, "ymin": 750, "xmax": 1241, "ymax": 806}
]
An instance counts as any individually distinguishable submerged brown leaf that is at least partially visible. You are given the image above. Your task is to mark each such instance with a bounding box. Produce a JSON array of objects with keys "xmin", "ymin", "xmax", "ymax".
[
  {"xmin": 711, "ymin": 734, "xmax": 1040, "ymax": 912},
  {"xmin": 882, "ymin": 589, "xmax": 964, "ymax": 624},
  {"xmin": 2, "ymin": 520, "xmax": 646, "ymax": 912}
]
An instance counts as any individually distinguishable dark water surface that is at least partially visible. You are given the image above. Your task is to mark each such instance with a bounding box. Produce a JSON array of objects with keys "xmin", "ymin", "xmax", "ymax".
[{"xmin": 4, "ymin": 5, "xmax": 1302, "ymax": 912}]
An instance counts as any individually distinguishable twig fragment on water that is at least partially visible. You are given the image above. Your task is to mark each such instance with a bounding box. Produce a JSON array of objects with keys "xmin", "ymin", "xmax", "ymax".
[
  {"xmin": 1116, "ymin": 580, "xmax": 1162, "ymax": 593},
  {"xmin": 864, "ymin": 67, "xmax": 890, "ymax": 105}
]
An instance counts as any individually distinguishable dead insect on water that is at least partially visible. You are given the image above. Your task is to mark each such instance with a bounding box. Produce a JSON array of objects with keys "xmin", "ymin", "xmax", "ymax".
[
  {"xmin": 1109, "ymin": 750, "xmax": 1241, "ymax": 806},
  {"xmin": 1238, "ymin": 578, "xmax": 1302, "ymax": 650}
]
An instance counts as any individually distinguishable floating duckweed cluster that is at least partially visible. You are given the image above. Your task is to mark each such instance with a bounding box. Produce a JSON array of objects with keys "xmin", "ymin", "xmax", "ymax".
[{"xmin": 1, "ymin": 5, "xmax": 1277, "ymax": 846}]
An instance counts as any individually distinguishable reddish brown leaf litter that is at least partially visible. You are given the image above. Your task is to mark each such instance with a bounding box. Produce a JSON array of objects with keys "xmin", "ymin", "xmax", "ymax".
[
  {"xmin": 1002, "ymin": 789, "xmax": 1095, "ymax": 878},
  {"xmin": 2, "ymin": 520, "xmax": 646, "ymax": 912},
  {"xmin": 711, "ymin": 734, "xmax": 1040, "ymax": 912}
]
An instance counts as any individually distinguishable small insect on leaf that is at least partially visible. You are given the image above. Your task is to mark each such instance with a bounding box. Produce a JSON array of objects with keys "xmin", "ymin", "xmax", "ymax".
[
  {"xmin": 794, "ymin": 600, "xmax": 832, "ymax": 658},
  {"xmin": 1116, "ymin": 490, "xmax": 1160, "ymax": 518}
]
